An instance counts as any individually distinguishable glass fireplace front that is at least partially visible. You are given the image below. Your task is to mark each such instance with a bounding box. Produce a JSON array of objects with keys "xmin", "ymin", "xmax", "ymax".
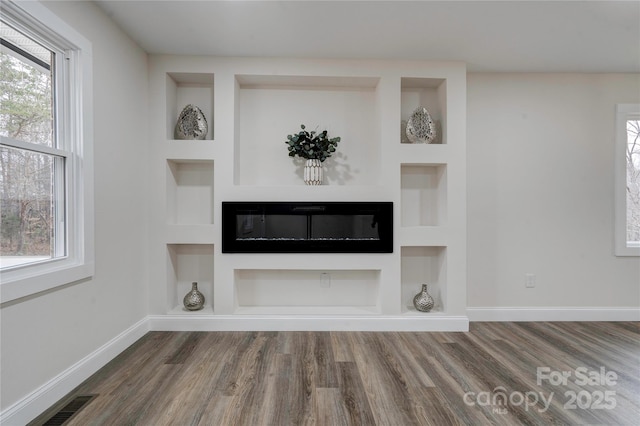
[{"xmin": 222, "ymin": 202, "xmax": 393, "ymax": 253}]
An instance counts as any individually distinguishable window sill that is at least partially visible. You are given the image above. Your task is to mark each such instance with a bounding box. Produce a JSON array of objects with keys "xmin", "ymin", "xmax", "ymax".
[
  {"xmin": 0, "ymin": 261, "xmax": 94, "ymax": 304},
  {"xmin": 615, "ymin": 245, "xmax": 640, "ymax": 257}
]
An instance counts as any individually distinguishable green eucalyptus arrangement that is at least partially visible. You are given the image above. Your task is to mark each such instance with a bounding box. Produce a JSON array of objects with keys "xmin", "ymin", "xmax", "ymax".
[{"xmin": 285, "ymin": 124, "xmax": 341, "ymax": 162}]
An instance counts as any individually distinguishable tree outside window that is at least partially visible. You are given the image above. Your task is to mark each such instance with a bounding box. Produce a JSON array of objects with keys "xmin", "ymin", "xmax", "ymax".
[
  {"xmin": 627, "ymin": 119, "xmax": 640, "ymax": 244},
  {"xmin": 0, "ymin": 22, "xmax": 63, "ymax": 268},
  {"xmin": 616, "ymin": 104, "xmax": 640, "ymax": 256}
]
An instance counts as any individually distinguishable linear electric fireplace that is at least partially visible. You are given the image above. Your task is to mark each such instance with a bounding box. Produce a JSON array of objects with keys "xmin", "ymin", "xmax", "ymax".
[{"xmin": 222, "ymin": 202, "xmax": 393, "ymax": 253}]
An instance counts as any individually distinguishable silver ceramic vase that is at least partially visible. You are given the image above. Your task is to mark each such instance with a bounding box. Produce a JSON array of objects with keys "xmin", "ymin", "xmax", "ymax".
[
  {"xmin": 183, "ymin": 282, "xmax": 205, "ymax": 311},
  {"xmin": 175, "ymin": 104, "xmax": 208, "ymax": 140},
  {"xmin": 413, "ymin": 284, "xmax": 434, "ymax": 312},
  {"xmin": 406, "ymin": 107, "xmax": 436, "ymax": 144}
]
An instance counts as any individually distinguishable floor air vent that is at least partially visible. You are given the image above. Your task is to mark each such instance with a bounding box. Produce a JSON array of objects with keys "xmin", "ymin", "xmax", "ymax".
[{"xmin": 40, "ymin": 395, "xmax": 97, "ymax": 426}]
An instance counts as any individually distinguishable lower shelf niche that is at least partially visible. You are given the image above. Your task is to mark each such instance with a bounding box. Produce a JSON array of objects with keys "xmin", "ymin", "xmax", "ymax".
[
  {"xmin": 167, "ymin": 243, "xmax": 214, "ymax": 312},
  {"xmin": 401, "ymin": 246, "xmax": 446, "ymax": 313},
  {"xmin": 234, "ymin": 269, "xmax": 381, "ymax": 315}
]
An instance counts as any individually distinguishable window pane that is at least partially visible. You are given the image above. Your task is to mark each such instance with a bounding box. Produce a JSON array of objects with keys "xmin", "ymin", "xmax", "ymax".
[
  {"xmin": 627, "ymin": 119, "xmax": 640, "ymax": 244},
  {"xmin": 0, "ymin": 145, "xmax": 64, "ymax": 268},
  {"xmin": 0, "ymin": 21, "xmax": 54, "ymax": 147}
]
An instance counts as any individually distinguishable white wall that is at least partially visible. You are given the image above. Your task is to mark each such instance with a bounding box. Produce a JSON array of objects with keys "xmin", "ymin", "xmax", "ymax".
[
  {"xmin": 0, "ymin": 1, "xmax": 149, "ymax": 412},
  {"xmin": 468, "ymin": 73, "xmax": 640, "ymax": 309},
  {"xmin": 1, "ymin": 4, "xmax": 638, "ymax": 418}
]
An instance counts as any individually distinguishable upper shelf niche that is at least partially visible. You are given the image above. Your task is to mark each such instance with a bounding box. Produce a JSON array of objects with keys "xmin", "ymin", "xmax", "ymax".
[
  {"xmin": 400, "ymin": 77, "xmax": 447, "ymax": 145},
  {"xmin": 166, "ymin": 72, "xmax": 215, "ymax": 141}
]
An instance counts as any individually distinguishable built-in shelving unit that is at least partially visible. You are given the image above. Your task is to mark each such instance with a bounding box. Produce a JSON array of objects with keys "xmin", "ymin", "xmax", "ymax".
[{"xmin": 148, "ymin": 57, "xmax": 467, "ymax": 331}]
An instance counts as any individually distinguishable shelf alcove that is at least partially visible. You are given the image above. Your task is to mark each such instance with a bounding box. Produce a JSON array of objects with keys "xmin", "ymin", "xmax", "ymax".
[
  {"xmin": 401, "ymin": 164, "xmax": 447, "ymax": 227},
  {"xmin": 166, "ymin": 160, "xmax": 214, "ymax": 225},
  {"xmin": 234, "ymin": 74, "xmax": 382, "ymax": 186},
  {"xmin": 166, "ymin": 72, "xmax": 215, "ymax": 141},
  {"xmin": 167, "ymin": 244, "xmax": 214, "ymax": 314},
  {"xmin": 401, "ymin": 246, "xmax": 447, "ymax": 314},
  {"xmin": 234, "ymin": 269, "xmax": 381, "ymax": 315},
  {"xmin": 400, "ymin": 77, "xmax": 447, "ymax": 145}
]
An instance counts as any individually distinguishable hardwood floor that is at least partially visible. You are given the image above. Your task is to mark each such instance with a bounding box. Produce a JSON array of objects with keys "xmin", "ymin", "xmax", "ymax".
[{"xmin": 31, "ymin": 322, "xmax": 639, "ymax": 425}]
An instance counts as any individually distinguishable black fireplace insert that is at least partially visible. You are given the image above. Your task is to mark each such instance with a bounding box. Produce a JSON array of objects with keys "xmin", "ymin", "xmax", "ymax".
[{"xmin": 222, "ymin": 202, "xmax": 393, "ymax": 253}]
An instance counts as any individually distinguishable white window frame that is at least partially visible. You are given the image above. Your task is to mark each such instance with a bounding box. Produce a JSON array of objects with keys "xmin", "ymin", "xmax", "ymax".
[
  {"xmin": 614, "ymin": 103, "xmax": 640, "ymax": 256},
  {"xmin": 0, "ymin": 1, "xmax": 94, "ymax": 302}
]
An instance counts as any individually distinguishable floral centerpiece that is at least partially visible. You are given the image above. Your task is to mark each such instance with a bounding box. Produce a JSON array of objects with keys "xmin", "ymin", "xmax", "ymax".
[
  {"xmin": 285, "ymin": 124, "xmax": 341, "ymax": 162},
  {"xmin": 285, "ymin": 124, "xmax": 341, "ymax": 185}
]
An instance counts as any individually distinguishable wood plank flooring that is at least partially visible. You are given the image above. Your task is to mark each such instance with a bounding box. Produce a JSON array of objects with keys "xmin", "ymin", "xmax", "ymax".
[{"xmin": 31, "ymin": 322, "xmax": 639, "ymax": 425}]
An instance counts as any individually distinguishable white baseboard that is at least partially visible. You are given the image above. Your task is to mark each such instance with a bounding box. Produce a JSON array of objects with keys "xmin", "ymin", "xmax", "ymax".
[
  {"xmin": 0, "ymin": 317, "xmax": 149, "ymax": 426},
  {"xmin": 467, "ymin": 307, "xmax": 640, "ymax": 322},
  {"xmin": 147, "ymin": 314, "xmax": 470, "ymax": 332}
]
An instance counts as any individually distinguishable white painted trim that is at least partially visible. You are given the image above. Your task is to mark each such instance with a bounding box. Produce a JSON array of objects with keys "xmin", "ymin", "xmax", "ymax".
[
  {"xmin": 0, "ymin": 318, "xmax": 149, "ymax": 426},
  {"xmin": 614, "ymin": 103, "xmax": 640, "ymax": 256},
  {"xmin": 147, "ymin": 314, "xmax": 470, "ymax": 332},
  {"xmin": 0, "ymin": 0, "xmax": 95, "ymax": 303},
  {"xmin": 467, "ymin": 307, "xmax": 640, "ymax": 322}
]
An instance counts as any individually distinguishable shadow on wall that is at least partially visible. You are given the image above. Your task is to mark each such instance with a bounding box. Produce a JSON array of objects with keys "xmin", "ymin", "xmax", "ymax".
[{"xmin": 294, "ymin": 151, "xmax": 356, "ymax": 185}]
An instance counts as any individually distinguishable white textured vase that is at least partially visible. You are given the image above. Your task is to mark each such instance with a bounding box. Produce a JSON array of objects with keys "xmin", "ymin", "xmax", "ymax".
[{"xmin": 303, "ymin": 159, "xmax": 323, "ymax": 185}]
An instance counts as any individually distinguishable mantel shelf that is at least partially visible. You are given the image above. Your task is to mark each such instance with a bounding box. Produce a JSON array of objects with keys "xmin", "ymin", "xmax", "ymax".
[
  {"xmin": 223, "ymin": 255, "xmax": 389, "ymax": 271},
  {"xmin": 221, "ymin": 184, "xmax": 394, "ymax": 202}
]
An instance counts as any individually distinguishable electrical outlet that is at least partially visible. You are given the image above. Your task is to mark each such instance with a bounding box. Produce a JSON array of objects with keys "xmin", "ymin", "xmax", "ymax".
[
  {"xmin": 525, "ymin": 273, "xmax": 536, "ymax": 288},
  {"xmin": 320, "ymin": 272, "xmax": 331, "ymax": 288}
]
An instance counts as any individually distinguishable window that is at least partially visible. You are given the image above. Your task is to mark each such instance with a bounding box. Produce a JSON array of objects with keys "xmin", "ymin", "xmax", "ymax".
[
  {"xmin": 615, "ymin": 104, "xmax": 640, "ymax": 256},
  {"xmin": 1, "ymin": 21, "xmax": 61, "ymax": 268},
  {"xmin": 0, "ymin": 2, "xmax": 93, "ymax": 302}
]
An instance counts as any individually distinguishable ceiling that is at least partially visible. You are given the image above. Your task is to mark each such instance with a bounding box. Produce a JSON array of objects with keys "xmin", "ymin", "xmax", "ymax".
[{"xmin": 94, "ymin": 1, "xmax": 640, "ymax": 73}]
